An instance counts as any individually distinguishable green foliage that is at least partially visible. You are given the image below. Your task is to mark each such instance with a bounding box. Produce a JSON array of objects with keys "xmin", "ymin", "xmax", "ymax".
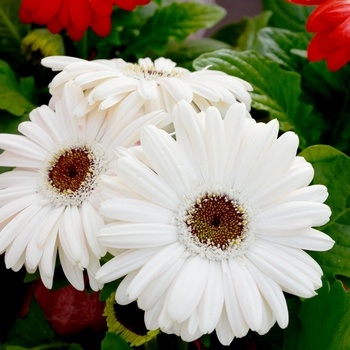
[
  {"xmin": 0, "ymin": 0, "xmax": 27, "ymax": 43},
  {"xmin": 299, "ymin": 146, "xmax": 350, "ymax": 285},
  {"xmin": 101, "ymin": 333, "xmax": 133, "ymax": 350},
  {"xmin": 0, "ymin": 60, "xmax": 36, "ymax": 118},
  {"xmin": 300, "ymin": 61, "xmax": 350, "ymax": 152},
  {"xmin": 165, "ymin": 38, "xmax": 232, "ymax": 70},
  {"xmin": 212, "ymin": 10, "xmax": 272, "ymax": 51},
  {"xmin": 7, "ymin": 297, "xmax": 59, "ymax": 348},
  {"xmin": 262, "ymin": 0, "xmax": 314, "ymax": 38},
  {"xmin": 296, "ymin": 281, "xmax": 350, "ymax": 350},
  {"xmin": 253, "ymin": 27, "xmax": 308, "ymax": 70},
  {"xmin": 99, "ymin": 279, "xmax": 122, "ymax": 302},
  {"xmin": 193, "ymin": 49, "xmax": 322, "ymax": 148},
  {"xmin": 121, "ymin": 2, "xmax": 226, "ymax": 58}
]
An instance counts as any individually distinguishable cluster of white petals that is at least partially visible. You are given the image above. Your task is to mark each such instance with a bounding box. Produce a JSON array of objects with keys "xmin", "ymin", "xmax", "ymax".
[
  {"xmin": 0, "ymin": 53, "xmax": 335, "ymax": 346},
  {"xmin": 41, "ymin": 56, "xmax": 253, "ymax": 118},
  {"xmin": 0, "ymin": 80, "xmax": 170, "ymax": 291},
  {"xmin": 95, "ymin": 100, "xmax": 334, "ymax": 345}
]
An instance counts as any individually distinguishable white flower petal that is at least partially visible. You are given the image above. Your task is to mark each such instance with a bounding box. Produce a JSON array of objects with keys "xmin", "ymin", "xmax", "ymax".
[
  {"xmin": 215, "ymin": 306, "xmax": 236, "ymax": 346},
  {"xmin": 144, "ymin": 294, "xmax": 166, "ymax": 331},
  {"xmin": 141, "ymin": 125, "xmax": 197, "ymax": 195},
  {"xmin": 245, "ymin": 258, "xmax": 288, "ymax": 328},
  {"xmin": 100, "ymin": 197, "xmax": 173, "ymax": 224},
  {"xmin": 59, "ymin": 206, "xmax": 89, "ymax": 268},
  {"xmin": 205, "ymin": 107, "xmax": 226, "ymax": 182},
  {"xmin": 115, "ymin": 156, "xmax": 179, "ymax": 210},
  {"xmin": 158, "ymin": 78, "xmax": 193, "ymax": 102},
  {"xmin": 138, "ymin": 79, "xmax": 158, "ymax": 100},
  {"xmin": 58, "ymin": 242, "xmax": 84, "ymax": 291},
  {"xmin": 39, "ymin": 229, "xmax": 58, "ymax": 289},
  {"xmin": 261, "ymin": 227, "xmax": 334, "ymax": 251},
  {"xmin": 138, "ymin": 255, "xmax": 185, "ymax": 311},
  {"xmin": 197, "ymin": 261, "xmax": 225, "ymax": 334},
  {"xmin": 97, "ymin": 223, "xmax": 178, "ymax": 249},
  {"xmin": 127, "ymin": 242, "xmax": 186, "ymax": 300},
  {"xmin": 0, "ymin": 204, "xmax": 41, "ymax": 254},
  {"xmin": 259, "ymin": 201, "xmax": 331, "ymax": 227},
  {"xmin": 229, "ymin": 259, "xmax": 263, "ymax": 331},
  {"xmin": 246, "ymin": 242, "xmax": 319, "ymax": 298},
  {"xmin": 167, "ymin": 255, "xmax": 209, "ymax": 323},
  {"xmin": 0, "ymin": 134, "xmax": 47, "ymax": 160},
  {"xmin": 81, "ymin": 201, "xmax": 106, "ymax": 258},
  {"xmin": 172, "ymin": 100, "xmax": 209, "ymax": 180},
  {"xmin": 5, "ymin": 205, "xmax": 50, "ymax": 269},
  {"xmin": 116, "ymin": 270, "xmax": 140, "ymax": 305},
  {"xmin": 95, "ymin": 248, "xmax": 159, "ymax": 284}
]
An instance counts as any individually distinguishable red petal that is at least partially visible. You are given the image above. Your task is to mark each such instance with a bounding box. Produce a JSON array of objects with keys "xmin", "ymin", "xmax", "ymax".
[
  {"xmin": 32, "ymin": 0, "xmax": 62, "ymax": 25},
  {"xmin": 57, "ymin": 0, "xmax": 70, "ymax": 28},
  {"xmin": 90, "ymin": 0, "xmax": 113, "ymax": 15},
  {"xmin": 69, "ymin": 0, "xmax": 91, "ymax": 32},
  {"xmin": 47, "ymin": 16, "xmax": 63, "ymax": 33},
  {"xmin": 90, "ymin": 12, "xmax": 111, "ymax": 37},
  {"xmin": 136, "ymin": 0, "xmax": 151, "ymax": 4},
  {"xmin": 19, "ymin": 7, "xmax": 34, "ymax": 23},
  {"xmin": 326, "ymin": 45, "xmax": 350, "ymax": 71},
  {"xmin": 21, "ymin": 0, "xmax": 44, "ymax": 12},
  {"xmin": 307, "ymin": 0, "xmax": 350, "ymax": 31},
  {"xmin": 67, "ymin": 26, "xmax": 86, "ymax": 41},
  {"xmin": 330, "ymin": 16, "xmax": 350, "ymax": 42},
  {"xmin": 307, "ymin": 31, "xmax": 332, "ymax": 61},
  {"xmin": 286, "ymin": 0, "xmax": 327, "ymax": 4},
  {"xmin": 113, "ymin": 0, "xmax": 137, "ymax": 11}
]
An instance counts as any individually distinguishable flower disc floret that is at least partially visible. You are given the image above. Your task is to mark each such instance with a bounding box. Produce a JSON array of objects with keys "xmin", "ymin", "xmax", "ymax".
[
  {"xmin": 39, "ymin": 143, "xmax": 106, "ymax": 207},
  {"xmin": 176, "ymin": 184, "xmax": 255, "ymax": 260}
]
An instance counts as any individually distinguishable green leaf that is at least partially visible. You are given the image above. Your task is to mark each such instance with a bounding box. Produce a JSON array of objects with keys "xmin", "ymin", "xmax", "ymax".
[
  {"xmin": 297, "ymin": 281, "xmax": 350, "ymax": 349},
  {"xmin": 193, "ymin": 49, "xmax": 322, "ymax": 148},
  {"xmin": 165, "ymin": 38, "xmax": 232, "ymax": 70},
  {"xmin": 0, "ymin": 0, "xmax": 27, "ymax": 42},
  {"xmin": 0, "ymin": 60, "xmax": 36, "ymax": 117},
  {"xmin": 101, "ymin": 333, "xmax": 133, "ymax": 350},
  {"xmin": 253, "ymin": 27, "xmax": 309, "ymax": 70},
  {"xmin": 300, "ymin": 61, "xmax": 350, "ymax": 152},
  {"xmin": 99, "ymin": 279, "xmax": 122, "ymax": 302},
  {"xmin": 282, "ymin": 298, "xmax": 302, "ymax": 350},
  {"xmin": 213, "ymin": 11, "xmax": 272, "ymax": 51},
  {"xmin": 68, "ymin": 344, "xmax": 84, "ymax": 350},
  {"xmin": 122, "ymin": 2, "xmax": 226, "ymax": 58},
  {"xmin": 299, "ymin": 146, "xmax": 350, "ymax": 284},
  {"xmin": 7, "ymin": 297, "xmax": 59, "ymax": 348},
  {"xmin": 262, "ymin": 0, "xmax": 314, "ymax": 38}
]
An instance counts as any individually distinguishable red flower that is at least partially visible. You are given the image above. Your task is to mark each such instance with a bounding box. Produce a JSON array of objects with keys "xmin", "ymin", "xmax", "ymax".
[
  {"xmin": 20, "ymin": 0, "xmax": 151, "ymax": 41},
  {"xmin": 286, "ymin": 0, "xmax": 327, "ymax": 4},
  {"xmin": 288, "ymin": 0, "xmax": 350, "ymax": 71}
]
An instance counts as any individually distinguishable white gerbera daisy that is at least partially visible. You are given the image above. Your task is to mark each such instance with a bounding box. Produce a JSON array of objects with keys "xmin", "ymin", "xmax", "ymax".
[
  {"xmin": 0, "ymin": 81, "xmax": 170, "ymax": 291},
  {"xmin": 95, "ymin": 100, "xmax": 334, "ymax": 345},
  {"xmin": 41, "ymin": 56, "xmax": 253, "ymax": 118}
]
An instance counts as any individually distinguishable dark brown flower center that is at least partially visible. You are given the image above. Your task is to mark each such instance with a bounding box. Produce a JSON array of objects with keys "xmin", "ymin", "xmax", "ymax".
[
  {"xmin": 48, "ymin": 148, "xmax": 93, "ymax": 193},
  {"xmin": 113, "ymin": 301, "xmax": 148, "ymax": 336},
  {"xmin": 186, "ymin": 194, "xmax": 246, "ymax": 250}
]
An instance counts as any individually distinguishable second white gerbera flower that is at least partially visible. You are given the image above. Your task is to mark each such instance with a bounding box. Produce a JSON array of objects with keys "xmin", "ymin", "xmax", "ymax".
[
  {"xmin": 41, "ymin": 56, "xmax": 253, "ymax": 117},
  {"xmin": 0, "ymin": 81, "xmax": 170, "ymax": 291},
  {"xmin": 95, "ymin": 100, "xmax": 334, "ymax": 345}
]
